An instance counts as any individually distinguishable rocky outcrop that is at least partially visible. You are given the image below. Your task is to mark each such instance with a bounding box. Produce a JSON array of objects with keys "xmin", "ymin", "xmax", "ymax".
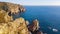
[
  {"xmin": 0, "ymin": 2, "xmax": 25, "ymax": 14},
  {"xmin": 0, "ymin": 17, "xmax": 30, "ymax": 34},
  {"xmin": 28, "ymin": 19, "xmax": 40, "ymax": 34},
  {"xmin": 0, "ymin": 2, "xmax": 26, "ymax": 23},
  {"xmin": 0, "ymin": 10, "xmax": 6, "ymax": 23},
  {"xmin": 0, "ymin": 2, "xmax": 43, "ymax": 34},
  {"xmin": 28, "ymin": 19, "xmax": 40, "ymax": 32},
  {"xmin": 0, "ymin": 2, "xmax": 29, "ymax": 34},
  {"xmin": 8, "ymin": 17, "xmax": 30, "ymax": 34},
  {"xmin": 14, "ymin": 18, "xmax": 29, "ymax": 34},
  {"xmin": 6, "ymin": 2, "xmax": 25, "ymax": 14}
]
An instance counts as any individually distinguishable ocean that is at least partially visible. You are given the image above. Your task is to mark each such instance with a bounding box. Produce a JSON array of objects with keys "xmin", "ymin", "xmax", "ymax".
[{"xmin": 13, "ymin": 6, "xmax": 60, "ymax": 34}]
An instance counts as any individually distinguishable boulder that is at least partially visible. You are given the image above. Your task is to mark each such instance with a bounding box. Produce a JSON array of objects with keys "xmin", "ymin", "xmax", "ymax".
[{"xmin": 28, "ymin": 19, "xmax": 40, "ymax": 32}]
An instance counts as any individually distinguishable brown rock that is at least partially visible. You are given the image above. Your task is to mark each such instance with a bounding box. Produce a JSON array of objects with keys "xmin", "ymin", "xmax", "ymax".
[
  {"xmin": 6, "ymin": 2, "xmax": 25, "ymax": 14},
  {"xmin": 0, "ymin": 2, "xmax": 26, "ymax": 23},
  {"xmin": 4, "ymin": 12, "xmax": 13, "ymax": 22},
  {"xmin": 0, "ymin": 2, "xmax": 29, "ymax": 34},
  {"xmin": 0, "ymin": 10, "xmax": 6, "ymax": 23},
  {"xmin": 0, "ymin": 9, "xmax": 13, "ymax": 23},
  {"xmin": 14, "ymin": 17, "xmax": 29, "ymax": 34},
  {"xmin": 0, "ymin": 17, "xmax": 30, "ymax": 34},
  {"xmin": 32, "ymin": 19, "xmax": 40, "ymax": 31},
  {"xmin": 0, "ymin": 2, "xmax": 25, "ymax": 14},
  {"xmin": 28, "ymin": 19, "xmax": 40, "ymax": 32},
  {"xmin": 37, "ymin": 31, "xmax": 43, "ymax": 34},
  {"xmin": 8, "ymin": 17, "xmax": 29, "ymax": 34},
  {"xmin": 0, "ymin": 23, "xmax": 9, "ymax": 34}
]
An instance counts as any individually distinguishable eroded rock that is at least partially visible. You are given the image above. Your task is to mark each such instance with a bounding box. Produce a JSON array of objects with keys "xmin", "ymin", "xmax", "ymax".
[
  {"xmin": 0, "ymin": 9, "xmax": 13, "ymax": 23},
  {"xmin": 28, "ymin": 19, "xmax": 40, "ymax": 32},
  {"xmin": 0, "ymin": 2, "xmax": 29, "ymax": 34},
  {"xmin": 0, "ymin": 17, "xmax": 30, "ymax": 34},
  {"xmin": 0, "ymin": 2, "xmax": 41, "ymax": 34},
  {"xmin": 0, "ymin": 2, "xmax": 25, "ymax": 14},
  {"xmin": 25, "ymin": 20, "xmax": 29, "ymax": 25}
]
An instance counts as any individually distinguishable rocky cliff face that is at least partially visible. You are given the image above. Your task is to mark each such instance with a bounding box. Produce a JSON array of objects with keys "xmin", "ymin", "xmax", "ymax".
[
  {"xmin": 0, "ymin": 2, "xmax": 26, "ymax": 23},
  {"xmin": 0, "ymin": 2, "xmax": 42, "ymax": 34},
  {"xmin": 0, "ymin": 2, "xmax": 29, "ymax": 34},
  {"xmin": 0, "ymin": 17, "xmax": 30, "ymax": 34},
  {"xmin": 0, "ymin": 2, "xmax": 25, "ymax": 14}
]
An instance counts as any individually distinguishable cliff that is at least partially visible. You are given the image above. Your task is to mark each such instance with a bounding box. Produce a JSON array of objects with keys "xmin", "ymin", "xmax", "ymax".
[
  {"xmin": 0, "ymin": 2, "xmax": 42, "ymax": 34},
  {"xmin": 0, "ymin": 2, "xmax": 26, "ymax": 23},
  {"xmin": 0, "ymin": 2, "xmax": 25, "ymax": 14},
  {"xmin": 0, "ymin": 2, "xmax": 29, "ymax": 34},
  {"xmin": 0, "ymin": 17, "xmax": 30, "ymax": 34}
]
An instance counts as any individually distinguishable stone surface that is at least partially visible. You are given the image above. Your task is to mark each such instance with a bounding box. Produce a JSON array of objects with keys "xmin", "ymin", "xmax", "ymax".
[
  {"xmin": 0, "ymin": 2, "xmax": 25, "ymax": 14},
  {"xmin": 0, "ymin": 2, "xmax": 42, "ymax": 34},
  {"xmin": 28, "ymin": 19, "xmax": 40, "ymax": 32},
  {"xmin": 0, "ymin": 2, "xmax": 29, "ymax": 34},
  {"xmin": 0, "ymin": 17, "xmax": 30, "ymax": 34},
  {"xmin": 0, "ymin": 10, "xmax": 6, "ymax": 23}
]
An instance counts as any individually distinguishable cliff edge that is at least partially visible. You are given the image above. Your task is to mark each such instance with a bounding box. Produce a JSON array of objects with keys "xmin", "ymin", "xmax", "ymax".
[
  {"xmin": 0, "ymin": 2, "xmax": 41, "ymax": 34},
  {"xmin": 0, "ymin": 2, "xmax": 29, "ymax": 34}
]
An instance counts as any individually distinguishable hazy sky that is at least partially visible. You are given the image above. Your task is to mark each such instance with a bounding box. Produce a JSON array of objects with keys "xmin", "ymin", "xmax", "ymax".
[{"xmin": 0, "ymin": 0, "xmax": 60, "ymax": 6}]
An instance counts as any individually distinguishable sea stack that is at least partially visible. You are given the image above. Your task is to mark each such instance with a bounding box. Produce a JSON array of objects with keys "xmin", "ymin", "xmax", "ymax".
[{"xmin": 28, "ymin": 19, "xmax": 40, "ymax": 32}]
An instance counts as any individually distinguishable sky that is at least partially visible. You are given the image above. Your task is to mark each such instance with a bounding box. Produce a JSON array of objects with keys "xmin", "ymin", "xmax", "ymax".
[{"xmin": 0, "ymin": 0, "xmax": 60, "ymax": 6}]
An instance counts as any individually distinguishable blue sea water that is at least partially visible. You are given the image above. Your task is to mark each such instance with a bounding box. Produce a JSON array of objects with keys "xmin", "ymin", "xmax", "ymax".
[{"xmin": 14, "ymin": 6, "xmax": 60, "ymax": 34}]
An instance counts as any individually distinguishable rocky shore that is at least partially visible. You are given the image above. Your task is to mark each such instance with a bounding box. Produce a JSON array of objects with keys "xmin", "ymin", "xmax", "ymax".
[{"xmin": 0, "ymin": 2, "xmax": 43, "ymax": 34}]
